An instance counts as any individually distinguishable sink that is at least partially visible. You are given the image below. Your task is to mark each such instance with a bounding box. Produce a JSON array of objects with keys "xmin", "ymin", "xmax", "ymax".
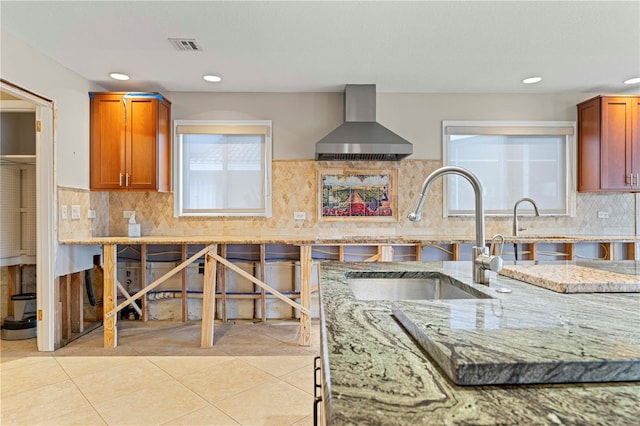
[{"xmin": 345, "ymin": 271, "xmax": 491, "ymax": 301}]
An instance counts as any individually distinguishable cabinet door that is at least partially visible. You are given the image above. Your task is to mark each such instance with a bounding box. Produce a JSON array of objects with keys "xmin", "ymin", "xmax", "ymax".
[
  {"xmin": 601, "ymin": 97, "xmax": 633, "ymax": 190},
  {"xmin": 126, "ymin": 97, "xmax": 158, "ymax": 189},
  {"xmin": 577, "ymin": 98, "xmax": 601, "ymax": 191},
  {"xmin": 157, "ymin": 99, "xmax": 171, "ymax": 192},
  {"xmin": 90, "ymin": 94, "xmax": 126, "ymax": 189}
]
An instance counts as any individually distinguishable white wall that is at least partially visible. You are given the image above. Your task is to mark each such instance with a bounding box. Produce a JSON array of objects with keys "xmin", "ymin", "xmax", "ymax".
[
  {"xmin": 1, "ymin": 30, "xmax": 104, "ymax": 188},
  {"xmin": 169, "ymin": 91, "xmax": 600, "ymax": 160},
  {"xmin": 1, "ymin": 30, "xmax": 103, "ymax": 275},
  {"xmin": 168, "ymin": 91, "xmax": 343, "ymax": 159},
  {"xmin": 377, "ymin": 93, "xmax": 598, "ymax": 159},
  {"xmin": 1, "ymin": 29, "xmax": 600, "ymax": 173},
  {"xmin": 0, "ymin": 31, "xmax": 613, "ymax": 178}
]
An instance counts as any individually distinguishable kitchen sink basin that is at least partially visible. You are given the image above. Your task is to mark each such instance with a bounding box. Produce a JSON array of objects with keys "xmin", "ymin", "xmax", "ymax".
[{"xmin": 345, "ymin": 271, "xmax": 491, "ymax": 301}]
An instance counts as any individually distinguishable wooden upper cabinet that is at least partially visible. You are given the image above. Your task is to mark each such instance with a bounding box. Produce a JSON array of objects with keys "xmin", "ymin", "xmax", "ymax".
[
  {"xmin": 577, "ymin": 95, "xmax": 640, "ymax": 192},
  {"xmin": 90, "ymin": 92, "xmax": 171, "ymax": 191}
]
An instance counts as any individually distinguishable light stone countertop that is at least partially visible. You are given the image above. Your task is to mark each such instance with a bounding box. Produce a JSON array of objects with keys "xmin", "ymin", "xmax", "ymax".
[
  {"xmin": 59, "ymin": 234, "xmax": 640, "ymax": 245},
  {"xmin": 318, "ymin": 260, "xmax": 640, "ymax": 425},
  {"xmin": 500, "ymin": 263, "xmax": 640, "ymax": 293}
]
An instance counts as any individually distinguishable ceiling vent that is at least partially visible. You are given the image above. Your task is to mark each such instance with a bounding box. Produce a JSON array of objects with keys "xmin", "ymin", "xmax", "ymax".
[{"xmin": 168, "ymin": 38, "xmax": 202, "ymax": 52}]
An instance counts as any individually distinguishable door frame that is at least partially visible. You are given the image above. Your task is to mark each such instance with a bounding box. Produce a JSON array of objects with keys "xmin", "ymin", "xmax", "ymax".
[{"xmin": 1, "ymin": 80, "xmax": 56, "ymax": 351}]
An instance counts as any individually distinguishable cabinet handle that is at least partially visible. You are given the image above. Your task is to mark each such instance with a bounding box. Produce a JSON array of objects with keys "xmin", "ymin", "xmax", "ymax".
[
  {"xmin": 119, "ymin": 173, "xmax": 123, "ymax": 187},
  {"xmin": 313, "ymin": 356, "xmax": 323, "ymax": 426},
  {"xmin": 125, "ymin": 173, "xmax": 130, "ymax": 186}
]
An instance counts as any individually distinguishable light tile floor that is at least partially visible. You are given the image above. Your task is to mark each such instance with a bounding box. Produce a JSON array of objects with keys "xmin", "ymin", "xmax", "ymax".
[{"xmin": 1, "ymin": 320, "xmax": 320, "ymax": 425}]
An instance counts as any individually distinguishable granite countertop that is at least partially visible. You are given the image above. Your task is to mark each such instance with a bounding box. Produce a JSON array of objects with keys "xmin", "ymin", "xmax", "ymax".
[
  {"xmin": 318, "ymin": 260, "xmax": 640, "ymax": 425},
  {"xmin": 500, "ymin": 263, "xmax": 640, "ymax": 293},
  {"xmin": 59, "ymin": 234, "xmax": 640, "ymax": 245}
]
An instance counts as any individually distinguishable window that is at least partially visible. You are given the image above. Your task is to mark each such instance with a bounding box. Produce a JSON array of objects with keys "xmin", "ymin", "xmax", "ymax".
[
  {"xmin": 174, "ymin": 120, "xmax": 272, "ymax": 217},
  {"xmin": 443, "ymin": 121, "xmax": 576, "ymax": 216}
]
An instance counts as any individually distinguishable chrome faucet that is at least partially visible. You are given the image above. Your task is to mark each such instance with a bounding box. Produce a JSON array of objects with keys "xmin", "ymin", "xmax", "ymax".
[
  {"xmin": 407, "ymin": 166, "xmax": 503, "ymax": 285},
  {"xmin": 512, "ymin": 197, "xmax": 540, "ymax": 236}
]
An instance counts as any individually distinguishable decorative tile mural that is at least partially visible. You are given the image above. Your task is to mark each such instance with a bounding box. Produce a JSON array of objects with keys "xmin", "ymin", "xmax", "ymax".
[{"xmin": 318, "ymin": 168, "xmax": 397, "ymax": 221}]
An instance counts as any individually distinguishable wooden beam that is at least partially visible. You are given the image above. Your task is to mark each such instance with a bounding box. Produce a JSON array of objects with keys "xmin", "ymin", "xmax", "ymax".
[
  {"xmin": 116, "ymin": 280, "xmax": 142, "ymax": 317},
  {"xmin": 299, "ymin": 245, "xmax": 312, "ymax": 346},
  {"xmin": 106, "ymin": 245, "xmax": 215, "ymax": 319},
  {"xmin": 200, "ymin": 249, "xmax": 217, "ymax": 348},
  {"xmin": 219, "ymin": 244, "xmax": 227, "ymax": 322},
  {"xmin": 70, "ymin": 271, "xmax": 84, "ymax": 334},
  {"xmin": 140, "ymin": 244, "xmax": 148, "ymax": 322},
  {"xmin": 181, "ymin": 244, "xmax": 188, "ymax": 322},
  {"xmin": 6, "ymin": 265, "xmax": 20, "ymax": 317},
  {"xmin": 380, "ymin": 245, "xmax": 394, "ymax": 262},
  {"xmin": 60, "ymin": 274, "xmax": 71, "ymax": 342},
  {"xmin": 566, "ymin": 243, "xmax": 575, "ymax": 261},
  {"xmin": 208, "ymin": 252, "xmax": 310, "ymax": 315},
  {"xmin": 529, "ymin": 243, "xmax": 537, "ymax": 261},
  {"xmin": 364, "ymin": 253, "xmax": 380, "ymax": 262},
  {"xmin": 452, "ymin": 244, "xmax": 460, "ymax": 261},
  {"xmin": 338, "ymin": 245, "xmax": 345, "ymax": 262},
  {"xmin": 103, "ymin": 244, "xmax": 117, "ymax": 348},
  {"xmin": 415, "ymin": 244, "xmax": 423, "ymax": 261},
  {"xmin": 259, "ymin": 244, "xmax": 266, "ymax": 322},
  {"xmin": 93, "ymin": 255, "xmax": 104, "ymax": 321},
  {"xmin": 626, "ymin": 242, "xmax": 637, "ymax": 260}
]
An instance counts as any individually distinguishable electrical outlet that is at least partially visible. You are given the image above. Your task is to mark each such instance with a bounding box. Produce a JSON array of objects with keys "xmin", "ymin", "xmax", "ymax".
[
  {"xmin": 61, "ymin": 205, "xmax": 68, "ymax": 220},
  {"xmin": 71, "ymin": 205, "xmax": 81, "ymax": 220},
  {"xmin": 598, "ymin": 211, "xmax": 609, "ymax": 219},
  {"xmin": 87, "ymin": 209, "xmax": 96, "ymax": 219},
  {"xmin": 123, "ymin": 210, "xmax": 135, "ymax": 219},
  {"xmin": 293, "ymin": 211, "xmax": 306, "ymax": 220}
]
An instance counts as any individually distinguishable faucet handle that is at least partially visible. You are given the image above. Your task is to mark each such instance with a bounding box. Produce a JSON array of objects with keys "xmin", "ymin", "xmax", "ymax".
[
  {"xmin": 490, "ymin": 234, "xmax": 505, "ymax": 256},
  {"xmin": 476, "ymin": 252, "xmax": 503, "ymax": 272}
]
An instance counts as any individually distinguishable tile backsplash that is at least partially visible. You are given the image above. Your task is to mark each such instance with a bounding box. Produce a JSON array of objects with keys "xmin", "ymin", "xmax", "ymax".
[
  {"xmin": 57, "ymin": 187, "xmax": 108, "ymax": 240},
  {"xmin": 58, "ymin": 160, "xmax": 638, "ymax": 240}
]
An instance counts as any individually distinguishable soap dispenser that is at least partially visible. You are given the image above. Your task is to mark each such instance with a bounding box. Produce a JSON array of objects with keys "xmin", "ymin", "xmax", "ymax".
[{"xmin": 128, "ymin": 212, "xmax": 141, "ymax": 238}]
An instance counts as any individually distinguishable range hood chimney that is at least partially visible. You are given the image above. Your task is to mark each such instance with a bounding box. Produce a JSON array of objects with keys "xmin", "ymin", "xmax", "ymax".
[{"xmin": 315, "ymin": 84, "xmax": 413, "ymax": 161}]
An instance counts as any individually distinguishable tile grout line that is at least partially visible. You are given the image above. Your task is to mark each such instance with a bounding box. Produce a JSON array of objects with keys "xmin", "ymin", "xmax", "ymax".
[{"xmin": 51, "ymin": 355, "xmax": 109, "ymax": 426}]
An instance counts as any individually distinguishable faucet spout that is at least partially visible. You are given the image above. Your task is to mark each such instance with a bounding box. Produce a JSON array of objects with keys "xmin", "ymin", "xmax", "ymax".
[
  {"xmin": 512, "ymin": 197, "xmax": 540, "ymax": 236},
  {"xmin": 408, "ymin": 166, "xmax": 485, "ymax": 249},
  {"xmin": 408, "ymin": 166, "xmax": 501, "ymax": 284}
]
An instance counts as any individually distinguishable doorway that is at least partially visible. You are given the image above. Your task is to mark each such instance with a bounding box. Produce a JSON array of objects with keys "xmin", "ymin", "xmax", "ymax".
[{"xmin": 1, "ymin": 80, "xmax": 56, "ymax": 351}]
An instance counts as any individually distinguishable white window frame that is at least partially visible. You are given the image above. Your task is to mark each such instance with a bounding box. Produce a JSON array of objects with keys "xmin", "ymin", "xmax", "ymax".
[
  {"xmin": 442, "ymin": 121, "xmax": 576, "ymax": 217},
  {"xmin": 173, "ymin": 120, "xmax": 273, "ymax": 217}
]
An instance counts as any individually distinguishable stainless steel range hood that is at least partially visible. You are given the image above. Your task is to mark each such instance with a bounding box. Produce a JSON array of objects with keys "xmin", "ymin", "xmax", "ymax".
[{"xmin": 315, "ymin": 84, "xmax": 413, "ymax": 161}]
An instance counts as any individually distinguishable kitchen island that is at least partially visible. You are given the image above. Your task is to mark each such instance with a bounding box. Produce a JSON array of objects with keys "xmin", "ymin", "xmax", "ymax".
[
  {"xmin": 318, "ymin": 260, "xmax": 640, "ymax": 425},
  {"xmin": 58, "ymin": 235, "xmax": 638, "ymax": 350}
]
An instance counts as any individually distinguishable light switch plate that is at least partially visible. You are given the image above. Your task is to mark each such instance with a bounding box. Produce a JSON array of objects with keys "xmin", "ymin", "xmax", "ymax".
[
  {"xmin": 123, "ymin": 210, "xmax": 134, "ymax": 219},
  {"xmin": 61, "ymin": 205, "xmax": 68, "ymax": 220},
  {"xmin": 293, "ymin": 212, "xmax": 306, "ymax": 220},
  {"xmin": 598, "ymin": 211, "xmax": 609, "ymax": 219},
  {"xmin": 87, "ymin": 209, "xmax": 96, "ymax": 219},
  {"xmin": 71, "ymin": 205, "xmax": 81, "ymax": 220}
]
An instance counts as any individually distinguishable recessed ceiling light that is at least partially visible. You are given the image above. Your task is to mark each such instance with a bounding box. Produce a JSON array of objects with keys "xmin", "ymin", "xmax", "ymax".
[
  {"xmin": 203, "ymin": 75, "xmax": 222, "ymax": 82},
  {"xmin": 623, "ymin": 77, "xmax": 640, "ymax": 85},
  {"xmin": 522, "ymin": 76, "xmax": 542, "ymax": 84},
  {"xmin": 109, "ymin": 72, "xmax": 130, "ymax": 81}
]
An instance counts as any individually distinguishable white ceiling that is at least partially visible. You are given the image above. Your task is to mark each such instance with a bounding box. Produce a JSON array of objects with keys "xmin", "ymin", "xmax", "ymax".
[{"xmin": 2, "ymin": 0, "xmax": 639, "ymax": 94}]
